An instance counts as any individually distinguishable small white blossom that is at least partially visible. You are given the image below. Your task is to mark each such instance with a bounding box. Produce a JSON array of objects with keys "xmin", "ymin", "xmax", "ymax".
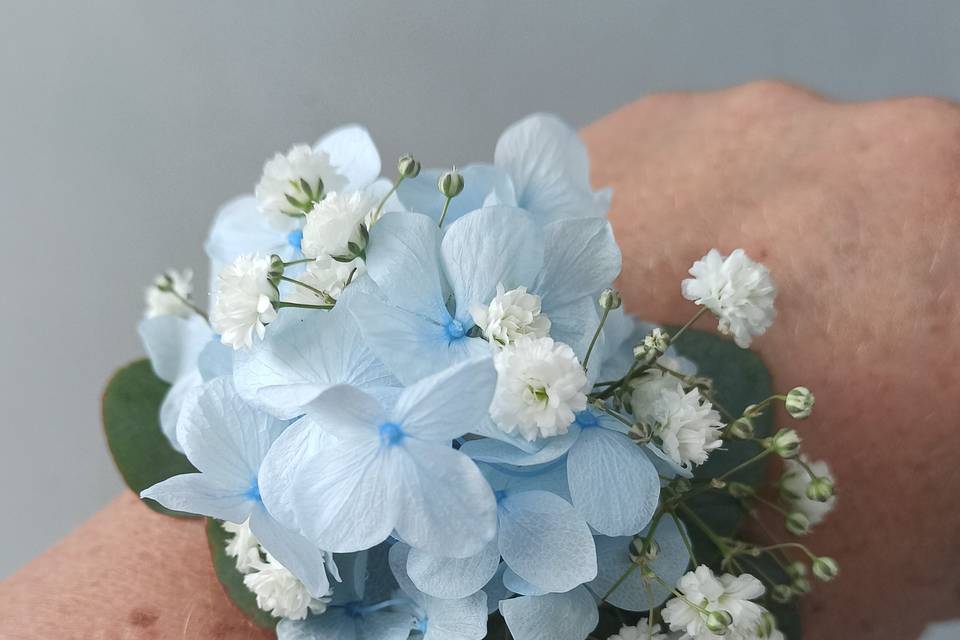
[
  {"xmin": 243, "ymin": 553, "xmax": 331, "ymax": 620},
  {"xmin": 681, "ymin": 249, "xmax": 776, "ymax": 348},
  {"xmin": 301, "ymin": 191, "xmax": 375, "ymax": 260},
  {"xmin": 470, "ymin": 283, "xmax": 551, "ymax": 346},
  {"xmin": 255, "ymin": 145, "xmax": 347, "ymax": 227},
  {"xmin": 607, "ymin": 619, "xmax": 669, "ymax": 640},
  {"xmin": 222, "ymin": 520, "xmax": 261, "ymax": 574},
  {"xmin": 491, "ymin": 336, "xmax": 588, "ymax": 441},
  {"xmin": 144, "ymin": 268, "xmax": 194, "ymax": 319},
  {"xmin": 285, "ymin": 256, "xmax": 362, "ymax": 305},
  {"xmin": 780, "ymin": 456, "xmax": 836, "ymax": 526},
  {"xmin": 211, "ymin": 254, "xmax": 279, "ymax": 350},
  {"xmin": 631, "ymin": 372, "xmax": 723, "ymax": 468},
  {"xmin": 663, "ymin": 565, "xmax": 766, "ymax": 640}
]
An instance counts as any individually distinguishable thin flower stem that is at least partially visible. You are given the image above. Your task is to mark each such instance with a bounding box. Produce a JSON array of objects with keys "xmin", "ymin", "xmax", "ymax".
[
  {"xmin": 677, "ymin": 503, "xmax": 732, "ymax": 558},
  {"xmin": 795, "ymin": 458, "xmax": 821, "ymax": 480},
  {"xmin": 737, "ymin": 554, "xmax": 781, "ymax": 590},
  {"xmin": 582, "ymin": 306, "xmax": 611, "ymax": 370},
  {"xmin": 169, "ymin": 290, "xmax": 209, "ymax": 323},
  {"xmin": 670, "ymin": 510, "xmax": 699, "ymax": 566},
  {"xmin": 282, "ymin": 258, "xmax": 315, "ymax": 267},
  {"xmin": 593, "ymin": 403, "xmax": 634, "ymax": 428},
  {"xmin": 602, "ymin": 509, "xmax": 665, "ymax": 601},
  {"xmin": 649, "ymin": 571, "xmax": 713, "ymax": 616},
  {"xmin": 759, "ymin": 542, "xmax": 817, "ymax": 560},
  {"xmin": 670, "ymin": 306, "xmax": 708, "ymax": 344},
  {"xmin": 437, "ymin": 196, "xmax": 453, "ymax": 228},
  {"xmin": 275, "ymin": 301, "xmax": 334, "ymax": 311},
  {"xmin": 678, "ymin": 448, "xmax": 773, "ymax": 502},
  {"xmin": 751, "ymin": 493, "xmax": 789, "ymax": 517},
  {"xmin": 279, "ymin": 275, "xmax": 331, "ymax": 301},
  {"xmin": 371, "ymin": 175, "xmax": 404, "ymax": 226}
]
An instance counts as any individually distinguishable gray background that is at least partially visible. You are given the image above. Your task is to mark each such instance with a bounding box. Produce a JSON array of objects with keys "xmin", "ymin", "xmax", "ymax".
[{"xmin": 2, "ymin": 0, "xmax": 959, "ymax": 578}]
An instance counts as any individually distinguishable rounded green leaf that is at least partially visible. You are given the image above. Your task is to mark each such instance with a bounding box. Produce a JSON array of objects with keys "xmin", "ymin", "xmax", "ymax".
[
  {"xmin": 102, "ymin": 359, "xmax": 197, "ymax": 517},
  {"xmin": 206, "ymin": 518, "xmax": 278, "ymax": 630}
]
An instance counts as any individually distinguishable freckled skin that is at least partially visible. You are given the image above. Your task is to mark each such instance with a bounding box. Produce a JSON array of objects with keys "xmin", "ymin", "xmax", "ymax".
[{"xmin": 1, "ymin": 83, "xmax": 957, "ymax": 638}]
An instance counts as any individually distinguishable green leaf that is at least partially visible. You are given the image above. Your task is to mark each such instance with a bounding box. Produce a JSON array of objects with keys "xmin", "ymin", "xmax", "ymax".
[
  {"xmin": 102, "ymin": 359, "xmax": 197, "ymax": 517},
  {"xmin": 206, "ymin": 518, "xmax": 279, "ymax": 630}
]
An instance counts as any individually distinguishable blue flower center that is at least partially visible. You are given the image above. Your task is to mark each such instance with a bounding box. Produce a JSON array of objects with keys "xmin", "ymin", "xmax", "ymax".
[
  {"xmin": 287, "ymin": 229, "xmax": 304, "ymax": 250},
  {"xmin": 445, "ymin": 318, "xmax": 466, "ymax": 340},
  {"xmin": 494, "ymin": 489, "xmax": 508, "ymax": 504},
  {"xmin": 245, "ymin": 479, "xmax": 262, "ymax": 502},
  {"xmin": 415, "ymin": 618, "xmax": 429, "ymax": 633},
  {"xmin": 575, "ymin": 410, "xmax": 599, "ymax": 429},
  {"xmin": 379, "ymin": 422, "xmax": 405, "ymax": 447}
]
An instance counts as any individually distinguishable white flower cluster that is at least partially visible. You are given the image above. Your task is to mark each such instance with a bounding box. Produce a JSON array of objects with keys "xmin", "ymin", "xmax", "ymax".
[
  {"xmin": 210, "ymin": 254, "xmax": 279, "ymax": 350},
  {"xmin": 255, "ymin": 145, "xmax": 347, "ymax": 227},
  {"xmin": 144, "ymin": 268, "xmax": 194, "ymax": 319},
  {"xmin": 606, "ymin": 620, "xmax": 669, "ymax": 640}
]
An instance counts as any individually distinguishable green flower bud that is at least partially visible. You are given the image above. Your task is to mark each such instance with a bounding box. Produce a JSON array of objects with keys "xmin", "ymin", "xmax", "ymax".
[
  {"xmin": 397, "ymin": 154, "xmax": 421, "ymax": 179},
  {"xmin": 629, "ymin": 538, "xmax": 660, "ymax": 564},
  {"xmin": 267, "ymin": 254, "xmax": 286, "ymax": 287},
  {"xmin": 438, "ymin": 168, "xmax": 464, "ymax": 198},
  {"xmin": 671, "ymin": 477, "xmax": 693, "ymax": 494},
  {"xmin": 771, "ymin": 428, "xmax": 802, "ymax": 458},
  {"xmin": 728, "ymin": 417, "xmax": 755, "ymax": 440},
  {"xmin": 786, "ymin": 561, "xmax": 807, "ymax": 579},
  {"xmin": 805, "ymin": 476, "xmax": 835, "ymax": 502},
  {"xmin": 792, "ymin": 576, "xmax": 812, "ymax": 594},
  {"xmin": 705, "ymin": 610, "xmax": 733, "ymax": 635},
  {"xmin": 756, "ymin": 610, "xmax": 777, "ymax": 637},
  {"xmin": 743, "ymin": 403, "xmax": 763, "ymax": 418},
  {"xmin": 599, "ymin": 288, "xmax": 622, "ymax": 310},
  {"xmin": 785, "ymin": 386, "xmax": 815, "ymax": 419},
  {"xmin": 771, "ymin": 584, "xmax": 794, "ymax": 604},
  {"xmin": 785, "ymin": 511, "xmax": 811, "ymax": 536},
  {"xmin": 812, "ymin": 556, "xmax": 839, "ymax": 581}
]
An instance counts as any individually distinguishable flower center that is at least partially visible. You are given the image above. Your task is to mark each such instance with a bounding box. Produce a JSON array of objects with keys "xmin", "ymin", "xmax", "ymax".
[
  {"xmin": 575, "ymin": 410, "xmax": 599, "ymax": 429},
  {"xmin": 245, "ymin": 479, "xmax": 262, "ymax": 502},
  {"xmin": 494, "ymin": 489, "xmax": 508, "ymax": 504},
  {"xmin": 287, "ymin": 229, "xmax": 303, "ymax": 250},
  {"xmin": 379, "ymin": 422, "xmax": 405, "ymax": 447},
  {"xmin": 445, "ymin": 318, "xmax": 466, "ymax": 340},
  {"xmin": 526, "ymin": 382, "xmax": 549, "ymax": 405}
]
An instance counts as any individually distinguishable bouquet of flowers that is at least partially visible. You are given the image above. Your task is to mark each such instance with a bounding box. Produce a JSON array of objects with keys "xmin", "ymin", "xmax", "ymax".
[{"xmin": 103, "ymin": 114, "xmax": 838, "ymax": 640}]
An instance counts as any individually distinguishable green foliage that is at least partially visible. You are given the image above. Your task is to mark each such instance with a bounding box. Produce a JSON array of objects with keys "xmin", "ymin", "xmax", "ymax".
[
  {"xmin": 206, "ymin": 518, "xmax": 279, "ymax": 630},
  {"xmin": 102, "ymin": 359, "xmax": 197, "ymax": 517}
]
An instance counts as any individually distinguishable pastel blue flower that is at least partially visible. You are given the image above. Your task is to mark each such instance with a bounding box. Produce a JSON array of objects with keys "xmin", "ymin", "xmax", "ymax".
[
  {"xmin": 271, "ymin": 358, "xmax": 499, "ymax": 558},
  {"xmin": 499, "ymin": 586, "xmax": 599, "ymax": 640},
  {"xmin": 140, "ymin": 378, "xmax": 330, "ymax": 597},
  {"xmin": 233, "ymin": 304, "xmax": 399, "ymax": 420},
  {"xmin": 494, "ymin": 113, "xmax": 611, "ymax": 224},
  {"xmin": 138, "ymin": 314, "xmax": 215, "ymax": 452},
  {"xmin": 348, "ymin": 206, "xmax": 620, "ymax": 386},
  {"xmin": 395, "ymin": 163, "xmax": 515, "ymax": 227}
]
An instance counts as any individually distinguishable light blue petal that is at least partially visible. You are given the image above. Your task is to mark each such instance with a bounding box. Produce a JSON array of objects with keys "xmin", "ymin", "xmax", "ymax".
[
  {"xmin": 138, "ymin": 314, "xmax": 212, "ymax": 382},
  {"xmin": 140, "ymin": 473, "xmax": 252, "ymax": 523},
  {"xmin": 301, "ymin": 385, "xmax": 387, "ymax": 442},
  {"xmin": 396, "ymin": 164, "xmax": 514, "ymax": 227},
  {"xmin": 567, "ymin": 426, "xmax": 660, "ymax": 536},
  {"xmin": 393, "ymin": 439, "xmax": 498, "ymax": 559},
  {"xmin": 175, "ymin": 378, "xmax": 286, "ymax": 488},
  {"xmin": 159, "ymin": 371, "xmax": 202, "ymax": 453},
  {"xmin": 258, "ymin": 417, "xmax": 328, "ymax": 531},
  {"xmin": 357, "ymin": 611, "xmax": 417, "ymax": 640},
  {"xmin": 494, "ymin": 113, "xmax": 608, "ymax": 222},
  {"xmin": 407, "ymin": 538, "xmax": 500, "ymax": 599},
  {"xmin": 587, "ymin": 516, "xmax": 691, "ymax": 611},
  {"xmin": 386, "ymin": 542, "xmax": 423, "ymax": 605},
  {"xmin": 541, "ymin": 295, "xmax": 600, "ymax": 363},
  {"xmin": 479, "ymin": 461, "xmax": 572, "ymax": 501},
  {"xmin": 502, "ymin": 568, "xmax": 548, "ymax": 596},
  {"xmin": 347, "ymin": 290, "xmax": 489, "ymax": 385},
  {"xmin": 250, "ymin": 504, "xmax": 331, "ymax": 597},
  {"xmin": 644, "ymin": 443, "xmax": 693, "ymax": 479},
  {"xmin": 291, "ymin": 438, "xmax": 395, "ymax": 553},
  {"xmin": 460, "ymin": 425, "xmax": 580, "ymax": 467},
  {"xmin": 534, "ymin": 217, "xmax": 621, "ymax": 309},
  {"xmin": 595, "ymin": 308, "xmax": 637, "ymax": 383},
  {"xmin": 234, "ymin": 305, "xmax": 398, "ymax": 419},
  {"xmin": 197, "ymin": 339, "xmax": 233, "ymax": 382},
  {"xmin": 922, "ymin": 620, "xmax": 960, "ymax": 640},
  {"xmin": 499, "ymin": 586, "xmax": 599, "ymax": 640},
  {"xmin": 483, "ymin": 563, "xmax": 512, "ymax": 614},
  {"xmin": 392, "ymin": 357, "xmax": 496, "ymax": 441},
  {"xmin": 440, "ymin": 206, "xmax": 542, "ymax": 324},
  {"xmin": 363, "ymin": 212, "xmax": 448, "ymax": 320},
  {"xmin": 498, "ymin": 490, "xmax": 596, "ymax": 592},
  {"xmin": 422, "ymin": 590, "xmax": 487, "ymax": 640},
  {"xmin": 315, "ymin": 125, "xmax": 381, "ymax": 191},
  {"xmin": 278, "ymin": 612, "xmax": 355, "ymax": 640}
]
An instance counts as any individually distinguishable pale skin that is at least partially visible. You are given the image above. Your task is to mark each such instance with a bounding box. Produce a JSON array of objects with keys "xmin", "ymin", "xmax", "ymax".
[{"xmin": 1, "ymin": 82, "xmax": 957, "ymax": 639}]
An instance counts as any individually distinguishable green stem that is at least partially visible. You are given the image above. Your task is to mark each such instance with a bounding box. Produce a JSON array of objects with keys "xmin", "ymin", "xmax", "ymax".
[
  {"xmin": 752, "ymin": 493, "xmax": 790, "ymax": 517},
  {"xmin": 759, "ymin": 542, "xmax": 817, "ymax": 561},
  {"xmin": 283, "ymin": 258, "xmax": 315, "ymax": 267},
  {"xmin": 677, "ymin": 503, "xmax": 732, "ymax": 558},
  {"xmin": 279, "ymin": 275, "xmax": 332, "ymax": 302},
  {"xmin": 275, "ymin": 301, "xmax": 334, "ymax": 311},
  {"xmin": 670, "ymin": 510, "xmax": 699, "ymax": 566},
  {"xmin": 371, "ymin": 175, "xmax": 404, "ymax": 226},
  {"xmin": 582, "ymin": 306, "xmax": 611, "ymax": 370},
  {"xmin": 437, "ymin": 196, "xmax": 453, "ymax": 228},
  {"xmin": 678, "ymin": 448, "xmax": 773, "ymax": 503},
  {"xmin": 670, "ymin": 306, "xmax": 708, "ymax": 344},
  {"xmin": 601, "ymin": 509, "xmax": 666, "ymax": 601},
  {"xmin": 169, "ymin": 290, "xmax": 209, "ymax": 323}
]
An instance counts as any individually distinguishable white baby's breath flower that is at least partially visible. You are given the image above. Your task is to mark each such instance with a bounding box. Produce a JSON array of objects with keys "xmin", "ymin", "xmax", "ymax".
[
  {"xmin": 285, "ymin": 256, "xmax": 362, "ymax": 305},
  {"xmin": 470, "ymin": 283, "xmax": 551, "ymax": 347},
  {"xmin": 255, "ymin": 145, "xmax": 347, "ymax": 227},
  {"xmin": 491, "ymin": 336, "xmax": 588, "ymax": 441},
  {"xmin": 211, "ymin": 254, "xmax": 279, "ymax": 350},
  {"xmin": 301, "ymin": 191, "xmax": 375, "ymax": 260},
  {"xmin": 681, "ymin": 249, "xmax": 776, "ymax": 348},
  {"xmin": 144, "ymin": 268, "xmax": 194, "ymax": 319},
  {"xmin": 607, "ymin": 619, "xmax": 669, "ymax": 640},
  {"xmin": 662, "ymin": 565, "xmax": 765, "ymax": 640},
  {"xmin": 243, "ymin": 553, "xmax": 332, "ymax": 620},
  {"xmin": 222, "ymin": 520, "xmax": 261, "ymax": 574},
  {"xmin": 780, "ymin": 456, "xmax": 836, "ymax": 527},
  {"xmin": 631, "ymin": 371, "xmax": 723, "ymax": 468}
]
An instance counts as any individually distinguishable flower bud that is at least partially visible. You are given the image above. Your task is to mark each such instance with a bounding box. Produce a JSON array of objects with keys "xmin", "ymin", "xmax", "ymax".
[
  {"xmin": 785, "ymin": 386, "xmax": 815, "ymax": 419},
  {"xmin": 397, "ymin": 154, "xmax": 421, "ymax": 179},
  {"xmin": 438, "ymin": 168, "xmax": 464, "ymax": 198},
  {"xmin": 599, "ymin": 288, "xmax": 622, "ymax": 310},
  {"xmin": 267, "ymin": 254, "xmax": 286, "ymax": 286},
  {"xmin": 705, "ymin": 610, "xmax": 733, "ymax": 634},
  {"xmin": 786, "ymin": 561, "xmax": 807, "ymax": 579},
  {"xmin": 792, "ymin": 576, "xmax": 811, "ymax": 594},
  {"xmin": 629, "ymin": 538, "xmax": 660, "ymax": 564},
  {"xmin": 770, "ymin": 428, "xmax": 802, "ymax": 458},
  {"xmin": 785, "ymin": 511, "xmax": 811, "ymax": 536},
  {"xmin": 728, "ymin": 417, "xmax": 755, "ymax": 440},
  {"xmin": 812, "ymin": 556, "xmax": 839, "ymax": 581},
  {"xmin": 743, "ymin": 403, "xmax": 762, "ymax": 418},
  {"xmin": 805, "ymin": 476, "xmax": 835, "ymax": 502},
  {"xmin": 771, "ymin": 584, "xmax": 793, "ymax": 604},
  {"xmin": 756, "ymin": 610, "xmax": 777, "ymax": 637},
  {"xmin": 628, "ymin": 422, "xmax": 652, "ymax": 445}
]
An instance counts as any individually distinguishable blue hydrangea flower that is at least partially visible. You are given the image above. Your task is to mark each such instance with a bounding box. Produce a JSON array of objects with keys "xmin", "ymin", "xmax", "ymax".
[
  {"xmin": 265, "ymin": 358, "xmax": 499, "ymax": 558},
  {"xmin": 395, "ymin": 163, "xmax": 515, "ymax": 227},
  {"xmin": 141, "ymin": 378, "xmax": 330, "ymax": 597},
  {"xmin": 494, "ymin": 113, "xmax": 611, "ymax": 224},
  {"xmin": 499, "ymin": 586, "xmax": 599, "ymax": 640},
  {"xmin": 138, "ymin": 314, "xmax": 216, "ymax": 452},
  {"xmin": 347, "ymin": 206, "xmax": 620, "ymax": 386}
]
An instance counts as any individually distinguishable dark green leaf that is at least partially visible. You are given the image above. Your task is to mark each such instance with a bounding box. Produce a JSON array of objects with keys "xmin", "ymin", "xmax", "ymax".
[
  {"xmin": 102, "ymin": 359, "xmax": 197, "ymax": 517},
  {"xmin": 206, "ymin": 518, "xmax": 278, "ymax": 630}
]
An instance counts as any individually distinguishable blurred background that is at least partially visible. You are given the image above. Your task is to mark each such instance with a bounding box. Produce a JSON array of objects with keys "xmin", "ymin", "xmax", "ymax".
[{"xmin": 2, "ymin": 0, "xmax": 960, "ymax": 578}]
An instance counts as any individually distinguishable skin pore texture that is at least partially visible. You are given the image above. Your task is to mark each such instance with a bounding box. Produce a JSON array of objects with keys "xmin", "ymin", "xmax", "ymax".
[{"xmin": 1, "ymin": 82, "xmax": 957, "ymax": 639}]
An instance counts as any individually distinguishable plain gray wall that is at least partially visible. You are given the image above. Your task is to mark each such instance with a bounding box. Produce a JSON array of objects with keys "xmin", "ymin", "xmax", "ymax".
[{"xmin": 2, "ymin": 0, "xmax": 959, "ymax": 578}]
